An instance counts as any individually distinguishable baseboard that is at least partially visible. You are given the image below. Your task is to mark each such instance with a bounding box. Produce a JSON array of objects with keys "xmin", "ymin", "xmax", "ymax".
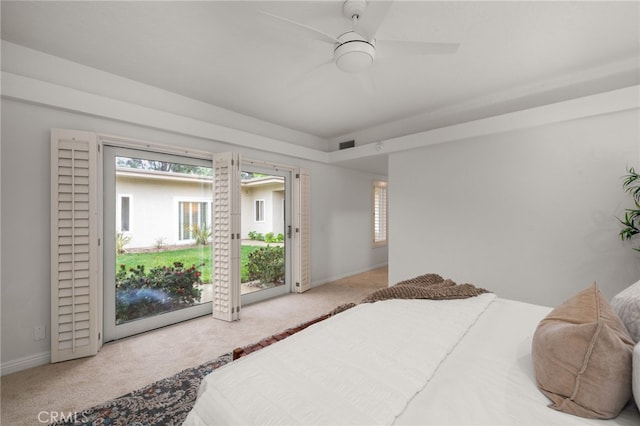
[
  {"xmin": 1, "ymin": 351, "xmax": 50, "ymax": 376},
  {"xmin": 311, "ymin": 262, "xmax": 388, "ymax": 288}
]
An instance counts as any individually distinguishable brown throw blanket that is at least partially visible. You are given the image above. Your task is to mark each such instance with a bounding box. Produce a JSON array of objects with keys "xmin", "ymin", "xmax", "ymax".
[{"xmin": 331, "ymin": 273, "xmax": 490, "ymax": 315}]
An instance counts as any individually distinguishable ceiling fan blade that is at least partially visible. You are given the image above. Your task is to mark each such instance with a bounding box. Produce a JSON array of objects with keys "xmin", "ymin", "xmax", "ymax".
[
  {"xmin": 290, "ymin": 57, "xmax": 335, "ymax": 88},
  {"xmin": 375, "ymin": 40, "xmax": 459, "ymax": 59},
  {"xmin": 259, "ymin": 11, "xmax": 340, "ymax": 45},
  {"xmin": 287, "ymin": 58, "xmax": 336, "ymax": 104},
  {"xmin": 355, "ymin": 1, "xmax": 394, "ymax": 41}
]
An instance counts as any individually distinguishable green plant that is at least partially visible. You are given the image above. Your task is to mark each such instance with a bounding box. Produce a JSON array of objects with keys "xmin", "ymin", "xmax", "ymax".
[
  {"xmin": 115, "ymin": 261, "xmax": 204, "ymax": 323},
  {"xmin": 248, "ymin": 231, "xmax": 264, "ymax": 241},
  {"xmin": 246, "ymin": 246, "xmax": 285, "ymax": 285},
  {"xmin": 116, "ymin": 245, "xmax": 261, "ymax": 283},
  {"xmin": 264, "ymin": 232, "xmax": 285, "ymax": 243},
  {"xmin": 619, "ymin": 166, "xmax": 640, "ymax": 251},
  {"xmin": 116, "ymin": 232, "xmax": 132, "ymax": 254},
  {"xmin": 190, "ymin": 224, "xmax": 211, "ymax": 245}
]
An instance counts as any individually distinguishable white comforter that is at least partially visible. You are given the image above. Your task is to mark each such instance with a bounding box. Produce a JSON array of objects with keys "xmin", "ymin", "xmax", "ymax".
[
  {"xmin": 184, "ymin": 294, "xmax": 640, "ymax": 425},
  {"xmin": 396, "ymin": 297, "xmax": 640, "ymax": 426},
  {"xmin": 184, "ymin": 294, "xmax": 495, "ymax": 425}
]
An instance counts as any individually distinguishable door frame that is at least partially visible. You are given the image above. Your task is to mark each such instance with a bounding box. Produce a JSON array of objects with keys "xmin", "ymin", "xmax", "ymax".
[
  {"xmin": 240, "ymin": 163, "xmax": 293, "ymax": 306},
  {"xmin": 102, "ymin": 145, "xmax": 214, "ymax": 341}
]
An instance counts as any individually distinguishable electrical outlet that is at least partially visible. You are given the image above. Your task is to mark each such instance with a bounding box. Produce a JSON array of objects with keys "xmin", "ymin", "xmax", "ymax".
[{"xmin": 34, "ymin": 325, "xmax": 46, "ymax": 341}]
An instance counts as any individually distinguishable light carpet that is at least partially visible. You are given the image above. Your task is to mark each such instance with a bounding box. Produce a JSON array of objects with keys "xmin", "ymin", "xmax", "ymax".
[{"xmin": 1, "ymin": 267, "xmax": 387, "ymax": 426}]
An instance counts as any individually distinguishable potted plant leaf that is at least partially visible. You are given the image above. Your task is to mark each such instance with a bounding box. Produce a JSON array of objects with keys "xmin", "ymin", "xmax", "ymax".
[{"xmin": 619, "ymin": 166, "xmax": 640, "ymax": 251}]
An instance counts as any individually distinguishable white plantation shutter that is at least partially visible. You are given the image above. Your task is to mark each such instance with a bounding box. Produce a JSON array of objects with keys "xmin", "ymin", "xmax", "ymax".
[
  {"xmin": 212, "ymin": 152, "xmax": 241, "ymax": 321},
  {"xmin": 373, "ymin": 181, "xmax": 388, "ymax": 247},
  {"xmin": 51, "ymin": 129, "xmax": 102, "ymax": 363},
  {"xmin": 293, "ymin": 168, "xmax": 311, "ymax": 293}
]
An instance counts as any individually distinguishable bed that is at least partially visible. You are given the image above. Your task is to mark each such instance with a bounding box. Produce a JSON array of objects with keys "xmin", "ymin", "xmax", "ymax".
[{"xmin": 184, "ymin": 277, "xmax": 640, "ymax": 426}]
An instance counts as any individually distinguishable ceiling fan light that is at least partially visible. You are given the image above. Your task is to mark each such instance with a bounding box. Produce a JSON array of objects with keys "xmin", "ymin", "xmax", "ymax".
[{"xmin": 334, "ymin": 40, "xmax": 375, "ymax": 73}]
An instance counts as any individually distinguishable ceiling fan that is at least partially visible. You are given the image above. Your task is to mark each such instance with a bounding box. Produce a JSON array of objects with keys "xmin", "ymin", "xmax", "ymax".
[{"xmin": 260, "ymin": 0, "xmax": 459, "ymax": 74}]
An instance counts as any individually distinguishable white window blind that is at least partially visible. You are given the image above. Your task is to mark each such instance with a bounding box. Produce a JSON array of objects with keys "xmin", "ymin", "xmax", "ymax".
[
  {"xmin": 50, "ymin": 129, "xmax": 102, "ymax": 363},
  {"xmin": 119, "ymin": 195, "xmax": 131, "ymax": 232},
  {"xmin": 293, "ymin": 169, "xmax": 311, "ymax": 293},
  {"xmin": 373, "ymin": 181, "xmax": 388, "ymax": 247},
  {"xmin": 212, "ymin": 152, "xmax": 241, "ymax": 321},
  {"xmin": 255, "ymin": 199, "xmax": 265, "ymax": 222}
]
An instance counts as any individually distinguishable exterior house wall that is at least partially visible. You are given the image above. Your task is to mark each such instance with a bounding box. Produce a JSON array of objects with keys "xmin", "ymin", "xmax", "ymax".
[
  {"xmin": 272, "ymin": 190, "xmax": 284, "ymax": 236},
  {"xmin": 116, "ymin": 174, "xmax": 212, "ymax": 249},
  {"xmin": 240, "ymin": 182, "xmax": 285, "ymax": 239},
  {"xmin": 241, "ymin": 188, "xmax": 253, "ymax": 238}
]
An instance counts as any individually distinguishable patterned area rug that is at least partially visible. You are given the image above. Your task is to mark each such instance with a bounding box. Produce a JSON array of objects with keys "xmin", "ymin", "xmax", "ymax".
[
  {"xmin": 53, "ymin": 353, "xmax": 233, "ymax": 426},
  {"xmin": 51, "ymin": 314, "xmax": 329, "ymax": 426}
]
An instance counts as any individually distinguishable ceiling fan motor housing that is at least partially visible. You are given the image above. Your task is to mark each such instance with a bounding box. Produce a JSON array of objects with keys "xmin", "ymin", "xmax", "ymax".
[{"xmin": 334, "ymin": 31, "xmax": 376, "ymax": 73}]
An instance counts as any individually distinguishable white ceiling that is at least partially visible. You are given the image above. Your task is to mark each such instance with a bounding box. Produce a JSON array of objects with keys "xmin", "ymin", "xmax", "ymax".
[{"xmin": 2, "ymin": 1, "xmax": 639, "ymax": 156}]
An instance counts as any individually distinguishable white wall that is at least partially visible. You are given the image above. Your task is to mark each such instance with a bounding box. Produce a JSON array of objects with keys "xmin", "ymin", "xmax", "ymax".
[
  {"xmin": 308, "ymin": 164, "xmax": 389, "ymax": 283},
  {"xmin": 0, "ymin": 98, "xmax": 387, "ymax": 373},
  {"xmin": 389, "ymin": 108, "xmax": 640, "ymax": 307}
]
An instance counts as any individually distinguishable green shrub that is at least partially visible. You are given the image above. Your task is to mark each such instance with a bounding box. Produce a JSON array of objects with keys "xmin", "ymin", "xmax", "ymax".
[
  {"xmin": 248, "ymin": 231, "xmax": 264, "ymax": 241},
  {"xmin": 115, "ymin": 262, "xmax": 203, "ymax": 323},
  {"xmin": 246, "ymin": 246, "xmax": 285, "ymax": 285},
  {"xmin": 190, "ymin": 224, "xmax": 211, "ymax": 245},
  {"xmin": 264, "ymin": 232, "xmax": 285, "ymax": 243}
]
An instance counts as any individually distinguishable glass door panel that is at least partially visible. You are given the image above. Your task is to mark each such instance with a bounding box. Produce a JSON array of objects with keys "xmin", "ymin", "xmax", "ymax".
[
  {"xmin": 240, "ymin": 166, "xmax": 291, "ymax": 305},
  {"xmin": 104, "ymin": 146, "xmax": 213, "ymax": 341}
]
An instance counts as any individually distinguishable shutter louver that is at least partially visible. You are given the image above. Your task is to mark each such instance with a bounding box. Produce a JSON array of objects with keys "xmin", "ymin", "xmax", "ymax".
[
  {"xmin": 212, "ymin": 152, "xmax": 241, "ymax": 321},
  {"xmin": 51, "ymin": 129, "xmax": 101, "ymax": 363},
  {"xmin": 293, "ymin": 169, "xmax": 311, "ymax": 293}
]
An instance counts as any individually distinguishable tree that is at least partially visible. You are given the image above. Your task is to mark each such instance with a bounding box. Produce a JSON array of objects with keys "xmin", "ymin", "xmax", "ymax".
[{"xmin": 116, "ymin": 157, "xmax": 211, "ymax": 176}]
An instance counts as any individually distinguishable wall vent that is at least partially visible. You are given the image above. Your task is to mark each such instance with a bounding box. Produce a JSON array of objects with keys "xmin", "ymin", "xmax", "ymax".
[{"xmin": 339, "ymin": 140, "xmax": 355, "ymax": 150}]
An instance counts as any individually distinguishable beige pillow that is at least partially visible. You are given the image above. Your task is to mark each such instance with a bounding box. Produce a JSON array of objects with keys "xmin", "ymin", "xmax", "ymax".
[{"xmin": 531, "ymin": 283, "xmax": 634, "ymax": 419}]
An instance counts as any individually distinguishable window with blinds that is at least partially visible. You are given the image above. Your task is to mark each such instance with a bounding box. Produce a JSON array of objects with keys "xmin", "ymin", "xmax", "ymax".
[
  {"xmin": 373, "ymin": 181, "xmax": 388, "ymax": 247},
  {"xmin": 119, "ymin": 195, "xmax": 131, "ymax": 232},
  {"xmin": 179, "ymin": 201, "xmax": 211, "ymax": 240},
  {"xmin": 255, "ymin": 199, "xmax": 265, "ymax": 222}
]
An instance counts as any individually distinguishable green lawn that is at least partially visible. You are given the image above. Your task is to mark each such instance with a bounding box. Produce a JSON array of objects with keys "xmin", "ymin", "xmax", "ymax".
[{"xmin": 116, "ymin": 245, "xmax": 262, "ymax": 283}]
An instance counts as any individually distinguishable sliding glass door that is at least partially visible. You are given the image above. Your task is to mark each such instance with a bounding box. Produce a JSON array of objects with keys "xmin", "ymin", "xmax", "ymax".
[
  {"xmin": 103, "ymin": 146, "xmax": 214, "ymax": 341},
  {"xmin": 240, "ymin": 165, "xmax": 292, "ymax": 305}
]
